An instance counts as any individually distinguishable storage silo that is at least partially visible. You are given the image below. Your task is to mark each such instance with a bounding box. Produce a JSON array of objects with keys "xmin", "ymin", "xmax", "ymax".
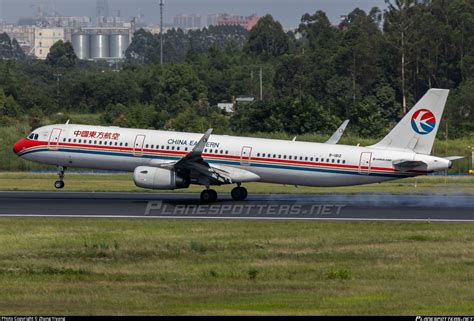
[
  {"xmin": 91, "ymin": 34, "xmax": 110, "ymax": 59},
  {"xmin": 72, "ymin": 34, "xmax": 90, "ymax": 60},
  {"xmin": 109, "ymin": 34, "xmax": 130, "ymax": 59}
]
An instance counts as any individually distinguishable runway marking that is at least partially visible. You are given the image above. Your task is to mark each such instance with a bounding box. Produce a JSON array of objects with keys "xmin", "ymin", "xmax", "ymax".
[{"xmin": 0, "ymin": 214, "xmax": 472, "ymax": 222}]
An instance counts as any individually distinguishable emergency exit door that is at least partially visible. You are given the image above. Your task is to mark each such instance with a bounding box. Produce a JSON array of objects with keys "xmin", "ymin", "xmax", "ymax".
[
  {"xmin": 133, "ymin": 135, "xmax": 146, "ymax": 156},
  {"xmin": 240, "ymin": 146, "xmax": 253, "ymax": 166},
  {"xmin": 48, "ymin": 128, "xmax": 62, "ymax": 150},
  {"xmin": 359, "ymin": 152, "xmax": 372, "ymax": 174}
]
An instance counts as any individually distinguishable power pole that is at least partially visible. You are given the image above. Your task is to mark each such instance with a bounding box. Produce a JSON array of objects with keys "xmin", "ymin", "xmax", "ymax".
[
  {"xmin": 159, "ymin": 0, "xmax": 164, "ymax": 66},
  {"xmin": 259, "ymin": 68, "xmax": 263, "ymax": 101}
]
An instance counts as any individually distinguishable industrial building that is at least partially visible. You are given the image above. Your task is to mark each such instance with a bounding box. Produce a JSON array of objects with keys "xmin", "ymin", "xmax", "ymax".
[{"xmin": 72, "ymin": 29, "xmax": 130, "ymax": 60}]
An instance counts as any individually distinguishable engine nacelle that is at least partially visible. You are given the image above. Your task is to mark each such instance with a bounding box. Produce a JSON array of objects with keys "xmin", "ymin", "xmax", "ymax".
[{"xmin": 133, "ymin": 166, "xmax": 190, "ymax": 190}]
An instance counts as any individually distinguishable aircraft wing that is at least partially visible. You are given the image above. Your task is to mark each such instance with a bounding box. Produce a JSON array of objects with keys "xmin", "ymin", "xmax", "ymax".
[
  {"xmin": 325, "ymin": 120, "xmax": 349, "ymax": 144},
  {"xmin": 151, "ymin": 128, "xmax": 260, "ymax": 185},
  {"xmin": 393, "ymin": 160, "xmax": 428, "ymax": 171}
]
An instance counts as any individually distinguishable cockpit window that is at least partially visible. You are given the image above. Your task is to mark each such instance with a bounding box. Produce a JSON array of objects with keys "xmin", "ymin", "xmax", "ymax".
[{"xmin": 27, "ymin": 133, "xmax": 39, "ymax": 140}]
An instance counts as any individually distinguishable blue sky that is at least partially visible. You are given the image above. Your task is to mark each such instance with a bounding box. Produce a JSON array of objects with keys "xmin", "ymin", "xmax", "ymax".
[{"xmin": 0, "ymin": 0, "xmax": 387, "ymax": 28}]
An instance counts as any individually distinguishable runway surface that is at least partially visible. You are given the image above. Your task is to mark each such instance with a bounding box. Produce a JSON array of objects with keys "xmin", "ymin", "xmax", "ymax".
[{"xmin": 0, "ymin": 192, "xmax": 473, "ymax": 222}]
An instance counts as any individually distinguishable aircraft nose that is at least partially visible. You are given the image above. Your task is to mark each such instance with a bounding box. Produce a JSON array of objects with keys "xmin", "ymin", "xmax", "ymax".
[{"xmin": 13, "ymin": 139, "xmax": 27, "ymax": 155}]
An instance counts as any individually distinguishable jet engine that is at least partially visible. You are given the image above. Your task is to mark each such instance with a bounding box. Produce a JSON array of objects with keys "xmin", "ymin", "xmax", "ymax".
[{"xmin": 133, "ymin": 166, "xmax": 190, "ymax": 190}]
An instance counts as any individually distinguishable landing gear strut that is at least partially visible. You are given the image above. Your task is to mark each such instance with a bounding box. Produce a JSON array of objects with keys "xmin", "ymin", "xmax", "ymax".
[
  {"xmin": 200, "ymin": 189, "xmax": 218, "ymax": 203},
  {"xmin": 54, "ymin": 166, "xmax": 66, "ymax": 189},
  {"xmin": 231, "ymin": 186, "xmax": 248, "ymax": 201}
]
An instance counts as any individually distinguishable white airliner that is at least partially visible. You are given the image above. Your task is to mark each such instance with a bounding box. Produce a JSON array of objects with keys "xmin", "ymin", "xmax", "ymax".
[{"xmin": 13, "ymin": 89, "xmax": 459, "ymax": 202}]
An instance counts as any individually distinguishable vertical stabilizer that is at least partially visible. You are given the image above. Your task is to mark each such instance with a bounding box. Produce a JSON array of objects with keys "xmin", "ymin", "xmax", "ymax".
[{"xmin": 370, "ymin": 89, "xmax": 449, "ymax": 155}]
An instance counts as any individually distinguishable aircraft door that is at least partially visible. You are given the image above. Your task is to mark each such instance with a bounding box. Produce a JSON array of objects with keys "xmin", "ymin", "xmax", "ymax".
[
  {"xmin": 240, "ymin": 146, "xmax": 253, "ymax": 166},
  {"xmin": 48, "ymin": 128, "xmax": 62, "ymax": 150},
  {"xmin": 133, "ymin": 135, "xmax": 146, "ymax": 156},
  {"xmin": 359, "ymin": 152, "xmax": 372, "ymax": 174}
]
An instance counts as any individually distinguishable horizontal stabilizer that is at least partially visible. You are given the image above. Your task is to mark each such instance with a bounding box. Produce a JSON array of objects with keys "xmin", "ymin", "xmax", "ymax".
[
  {"xmin": 393, "ymin": 160, "xmax": 427, "ymax": 171},
  {"xmin": 444, "ymin": 156, "xmax": 464, "ymax": 161}
]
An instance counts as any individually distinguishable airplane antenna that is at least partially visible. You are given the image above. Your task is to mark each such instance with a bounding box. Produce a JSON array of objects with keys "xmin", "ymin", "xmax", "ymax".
[{"xmin": 65, "ymin": 119, "xmax": 70, "ymax": 125}]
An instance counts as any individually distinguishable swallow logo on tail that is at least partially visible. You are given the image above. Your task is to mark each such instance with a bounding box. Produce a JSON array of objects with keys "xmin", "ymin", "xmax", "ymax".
[{"xmin": 411, "ymin": 109, "xmax": 436, "ymax": 135}]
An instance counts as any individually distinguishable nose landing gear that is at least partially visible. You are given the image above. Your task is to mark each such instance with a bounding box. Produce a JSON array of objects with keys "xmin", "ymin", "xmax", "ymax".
[{"xmin": 54, "ymin": 166, "xmax": 66, "ymax": 189}]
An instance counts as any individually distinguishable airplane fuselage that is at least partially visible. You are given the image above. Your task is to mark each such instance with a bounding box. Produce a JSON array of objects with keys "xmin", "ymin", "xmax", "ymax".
[{"xmin": 14, "ymin": 124, "xmax": 450, "ymax": 188}]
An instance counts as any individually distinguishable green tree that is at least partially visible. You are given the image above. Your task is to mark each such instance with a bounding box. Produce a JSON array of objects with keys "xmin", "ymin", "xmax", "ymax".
[
  {"xmin": 45, "ymin": 41, "xmax": 77, "ymax": 68},
  {"xmin": 0, "ymin": 33, "xmax": 25, "ymax": 60},
  {"xmin": 245, "ymin": 15, "xmax": 289, "ymax": 60}
]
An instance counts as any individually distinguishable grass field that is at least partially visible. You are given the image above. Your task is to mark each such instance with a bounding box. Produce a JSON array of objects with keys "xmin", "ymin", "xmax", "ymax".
[
  {"xmin": 0, "ymin": 172, "xmax": 473, "ymax": 194},
  {"xmin": 0, "ymin": 219, "xmax": 472, "ymax": 315}
]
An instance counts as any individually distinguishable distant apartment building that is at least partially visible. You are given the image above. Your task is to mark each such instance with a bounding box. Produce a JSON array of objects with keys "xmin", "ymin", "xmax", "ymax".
[
  {"xmin": 34, "ymin": 28, "xmax": 65, "ymax": 59},
  {"xmin": 173, "ymin": 14, "xmax": 202, "ymax": 30},
  {"xmin": 207, "ymin": 13, "xmax": 260, "ymax": 30},
  {"xmin": 0, "ymin": 25, "xmax": 36, "ymax": 53},
  {"xmin": 44, "ymin": 16, "xmax": 92, "ymax": 28}
]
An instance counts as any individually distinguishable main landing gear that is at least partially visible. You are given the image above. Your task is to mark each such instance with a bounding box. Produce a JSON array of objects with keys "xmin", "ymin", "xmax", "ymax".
[
  {"xmin": 54, "ymin": 166, "xmax": 66, "ymax": 189},
  {"xmin": 231, "ymin": 186, "xmax": 248, "ymax": 201},
  {"xmin": 200, "ymin": 185, "xmax": 249, "ymax": 203},
  {"xmin": 200, "ymin": 189, "xmax": 218, "ymax": 203}
]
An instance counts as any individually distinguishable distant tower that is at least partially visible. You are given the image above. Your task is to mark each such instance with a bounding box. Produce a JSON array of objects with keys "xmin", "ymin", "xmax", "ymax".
[
  {"xmin": 96, "ymin": 0, "xmax": 109, "ymax": 17},
  {"xmin": 96, "ymin": 0, "xmax": 109, "ymax": 27},
  {"xmin": 159, "ymin": 0, "xmax": 164, "ymax": 65}
]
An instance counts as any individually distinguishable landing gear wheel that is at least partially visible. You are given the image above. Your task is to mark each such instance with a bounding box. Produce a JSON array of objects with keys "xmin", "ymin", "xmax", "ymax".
[
  {"xmin": 201, "ymin": 189, "xmax": 218, "ymax": 203},
  {"xmin": 231, "ymin": 186, "xmax": 248, "ymax": 201},
  {"xmin": 55, "ymin": 166, "xmax": 66, "ymax": 190},
  {"xmin": 54, "ymin": 180, "xmax": 65, "ymax": 189}
]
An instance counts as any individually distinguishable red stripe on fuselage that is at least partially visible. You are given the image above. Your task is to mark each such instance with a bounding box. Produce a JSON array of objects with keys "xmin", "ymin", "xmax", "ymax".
[{"xmin": 16, "ymin": 140, "xmax": 426, "ymax": 175}]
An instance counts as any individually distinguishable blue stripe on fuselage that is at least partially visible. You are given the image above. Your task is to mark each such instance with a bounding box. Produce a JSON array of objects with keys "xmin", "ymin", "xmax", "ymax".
[{"xmin": 20, "ymin": 147, "xmax": 413, "ymax": 178}]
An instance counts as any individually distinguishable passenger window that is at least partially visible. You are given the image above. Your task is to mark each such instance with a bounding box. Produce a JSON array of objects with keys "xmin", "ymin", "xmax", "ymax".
[
  {"xmin": 305, "ymin": 157, "xmax": 308, "ymax": 161},
  {"xmin": 225, "ymin": 151, "xmax": 229, "ymax": 154},
  {"xmin": 310, "ymin": 157, "xmax": 313, "ymax": 161},
  {"xmin": 120, "ymin": 142, "xmax": 123, "ymax": 146},
  {"xmin": 68, "ymin": 139, "xmax": 72, "ymax": 143},
  {"xmin": 288, "ymin": 156, "xmax": 292, "ymax": 160},
  {"xmin": 332, "ymin": 159, "xmax": 335, "ymax": 163}
]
